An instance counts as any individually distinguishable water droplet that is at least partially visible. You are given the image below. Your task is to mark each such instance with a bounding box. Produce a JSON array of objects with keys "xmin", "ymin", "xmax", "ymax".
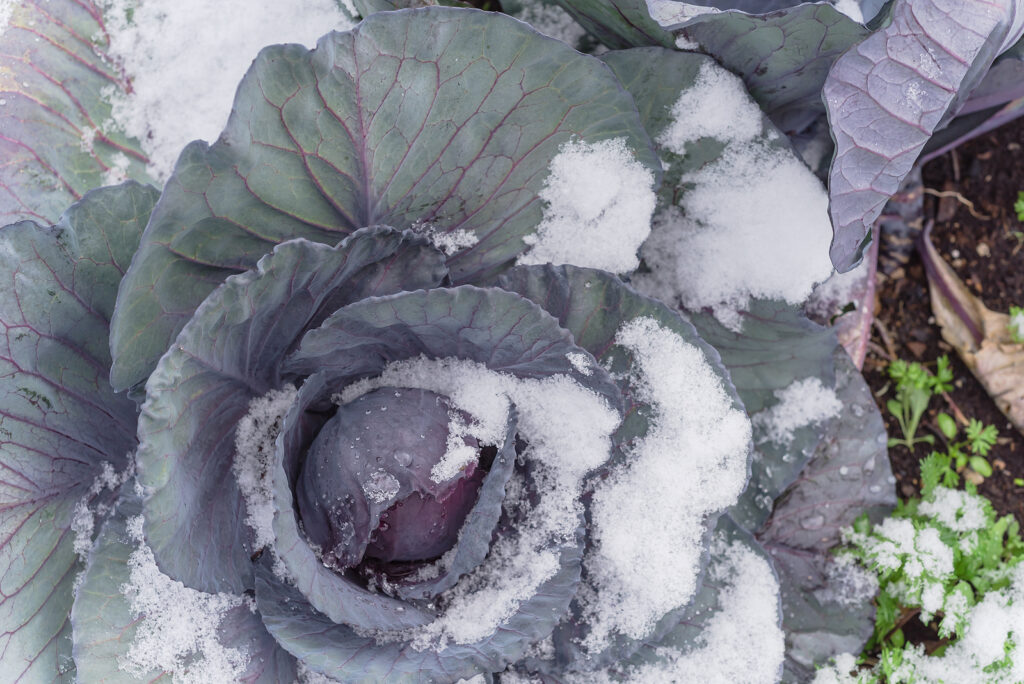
[
  {"xmin": 839, "ymin": 466, "xmax": 849, "ymax": 476},
  {"xmin": 395, "ymin": 451, "xmax": 413, "ymax": 467},
  {"xmin": 0, "ymin": 99, "xmax": 6, "ymax": 106},
  {"xmin": 801, "ymin": 514, "xmax": 825, "ymax": 530},
  {"xmin": 869, "ymin": 484, "xmax": 881, "ymax": 493}
]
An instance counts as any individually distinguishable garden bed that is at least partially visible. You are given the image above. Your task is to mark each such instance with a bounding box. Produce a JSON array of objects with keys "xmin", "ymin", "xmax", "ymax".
[{"xmin": 865, "ymin": 115, "xmax": 1024, "ymax": 522}]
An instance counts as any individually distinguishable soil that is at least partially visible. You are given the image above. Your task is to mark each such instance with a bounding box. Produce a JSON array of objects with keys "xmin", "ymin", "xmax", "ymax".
[{"xmin": 863, "ymin": 115, "xmax": 1024, "ymax": 524}]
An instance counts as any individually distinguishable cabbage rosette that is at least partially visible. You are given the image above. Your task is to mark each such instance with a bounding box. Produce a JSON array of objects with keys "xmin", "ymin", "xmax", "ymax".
[{"xmin": 0, "ymin": 5, "xmax": 895, "ymax": 682}]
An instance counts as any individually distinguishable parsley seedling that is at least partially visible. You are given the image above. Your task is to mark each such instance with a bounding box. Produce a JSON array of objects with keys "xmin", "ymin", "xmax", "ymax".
[{"xmin": 885, "ymin": 356, "xmax": 953, "ymax": 450}]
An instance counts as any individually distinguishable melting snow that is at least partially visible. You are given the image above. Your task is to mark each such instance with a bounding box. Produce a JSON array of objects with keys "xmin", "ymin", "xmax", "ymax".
[
  {"xmin": 119, "ymin": 515, "xmax": 251, "ymax": 682},
  {"xmin": 233, "ymin": 385, "xmax": 298, "ymax": 573},
  {"xmin": 579, "ymin": 317, "xmax": 751, "ymax": 651},
  {"xmin": 633, "ymin": 61, "xmax": 834, "ymax": 330},
  {"xmin": 519, "ymin": 138, "xmax": 656, "ymax": 274},
  {"xmin": 99, "ymin": 0, "xmax": 355, "ymax": 179},
  {"xmin": 753, "ymin": 377, "xmax": 842, "ymax": 445}
]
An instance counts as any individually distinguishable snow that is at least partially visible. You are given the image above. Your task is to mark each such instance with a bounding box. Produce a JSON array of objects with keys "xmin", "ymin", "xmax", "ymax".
[
  {"xmin": 119, "ymin": 515, "xmax": 252, "ymax": 682},
  {"xmin": 98, "ymin": 0, "xmax": 355, "ymax": 180},
  {"xmin": 581, "ymin": 538, "xmax": 784, "ymax": 684},
  {"xmin": 72, "ymin": 459, "xmax": 136, "ymax": 560},
  {"xmin": 818, "ymin": 555, "xmax": 879, "ymax": 609},
  {"xmin": 341, "ymin": 355, "xmax": 620, "ymax": 649},
  {"xmin": 1010, "ymin": 307, "xmax": 1024, "ymax": 341},
  {"xmin": 918, "ymin": 487, "xmax": 988, "ymax": 533},
  {"xmin": 645, "ymin": 0, "xmax": 719, "ymax": 26},
  {"xmin": 232, "ymin": 385, "xmax": 297, "ymax": 572},
  {"xmin": 843, "ymin": 517, "xmax": 953, "ymax": 578},
  {"xmin": 361, "ymin": 469, "xmax": 401, "ymax": 504},
  {"xmin": 633, "ymin": 61, "xmax": 834, "ymax": 330},
  {"xmin": 832, "ymin": 0, "xmax": 864, "ymax": 23},
  {"xmin": 753, "ymin": 377, "xmax": 842, "ymax": 445},
  {"xmin": 579, "ymin": 317, "xmax": 752, "ymax": 651},
  {"xmin": 0, "ymin": 0, "xmax": 11, "ymax": 37},
  {"xmin": 519, "ymin": 138, "xmax": 657, "ymax": 274},
  {"xmin": 880, "ymin": 564, "xmax": 1024, "ymax": 683},
  {"xmin": 512, "ymin": 0, "xmax": 587, "ymax": 47},
  {"xmin": 566, "ymin": 352, "xmax": 593, "ymax": 376},
  {"xmin": 805, "ymin": 255, "xmax": 871, "ymax": 319}
]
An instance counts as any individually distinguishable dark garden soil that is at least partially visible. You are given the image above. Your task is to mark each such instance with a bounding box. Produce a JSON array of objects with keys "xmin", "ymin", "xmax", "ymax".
[{"xmin": 863, "ymin": 115, "xmax": 1024, "ymax": 524}]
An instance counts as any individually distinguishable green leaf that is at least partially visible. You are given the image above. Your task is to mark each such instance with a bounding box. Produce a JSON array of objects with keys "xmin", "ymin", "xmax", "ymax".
[
  {"xmin": 969, "ymin": 456, "xmax": 993, "ymax": 478},
  {"xmin": 0, "ymin": 183, "xmax": 157, "ymax": 681},
  {"xmin": 71, "ymin": 491, "xmax": 297, "ymax": 683},
  {"xmin": 109, "ymin": 7, "xmax": 660, "ymax": 392},
  {"xmin": 0, "ymin": 0, "xmax": 152, "ymax": 225},
  {"xmin": 936, "ymin": 412, "xmax": 958, "ymax": 440}
]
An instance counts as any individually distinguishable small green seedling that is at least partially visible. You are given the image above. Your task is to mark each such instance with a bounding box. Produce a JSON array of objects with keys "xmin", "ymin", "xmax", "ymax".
[
  {"xmin": 920, "ymin": 416, "xmax": 998, "ymax": 490},
  {"xmin": 1009, "ymin": 305, "xmax": 1024, "ymax": 344},
  {"xmin": 886, "ymin": 356, "xmax": 954, "ymax": 450},
  {"xmin": 1015, "ymin": 190, "xmax": 1024, "ymax": 221}
]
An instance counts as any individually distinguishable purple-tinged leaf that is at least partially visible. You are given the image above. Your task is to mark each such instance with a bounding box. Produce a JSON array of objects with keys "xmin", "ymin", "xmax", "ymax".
[
  {"xmin": 136, "ymin": 230, "xmax": 446, "ymax": 595},
  {"xmin": 805, "ymin": 224, "xmax": 880, "ymax": 369},
  {"xmin": 0, "ymin": 182, "xmax": 156, "ymax": 682},
  {"xmin": 552, "ymin": 0, "xmax": 675, "ymax": 48},
  {"xmin": 71, "ymin": 491, "xmax": 297, "ymax": 683},
  {"xmin": 824, "ymin": 0, "xmax": 1020, "ymax": 271},
  {"xmin": 686, "ymin": 301, "xmax": 838, "ymax": 533},
  {"xmin": 757, "ymin": 350, "xmax": 895, "ymax": 681},
  {"xmin": 0, "ymin": 0, "xmax": 151, "ymax": 225},
  {"xmin": 665, "ymin": 3, "xmax": 869, "ymax": 134},
  {"xmin": 496, "ymin": 265, "xmax": 752, "ymax": 670},
  {"xmin": 110, "ymin": 6, "xmax": 659, "ymax": 392}
]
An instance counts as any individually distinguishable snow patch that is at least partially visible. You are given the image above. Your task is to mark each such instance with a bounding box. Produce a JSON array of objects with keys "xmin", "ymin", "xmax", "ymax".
[
  {"xmin": 918, "ymin": 487, "xmax": 988, "ymax": 533},
  {"xmin": 582, "ymin": 538, "xmax": 784, "ymax": 684},
  {"xmin": 99, "ymin": 0, "xmax": 354, "ymax": 179},
  {"xmin": 753, "ymin": 377, "xmax": 842, "ymax": 444},
  {"xmin": 519, "ymin": 138, "xmax": 656, "ymax": 274},
  {"xmin": 566, "ymin": 352, "xmax": 593, "ymax": 376},
  {"xmin": 633, "ymin": 61, "xmax": 834, "ymax": 330},
  {"xmin": 579, "ymin": 317, "xmax": 751, "ymax": 651},
  {"xmin": 119, "ymin": 515, "xmax": 251, "ymax": 682},
  {"xmin": 832, "ymin": 0, "xmax": 864, "ymax": 23},
  {"xmin": 513, "ymin": 0, "xmax": 587, "ymax": 46},
  {"xmin": 233, "ymin": 385, "xmax": 298, "ymax": 574}
]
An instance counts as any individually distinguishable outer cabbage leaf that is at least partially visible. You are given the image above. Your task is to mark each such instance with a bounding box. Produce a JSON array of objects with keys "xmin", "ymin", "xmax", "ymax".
[
  {"xmin": 496, "ymin": 264, "xmax": 752, "ymax": 670},
  {"xmin": 685, "ymin": 301, "xmax": 837, "ymax": 532},
  {"xmin": 70, "ymin": 491, "xmax": 297, "ymax": 683},
  {"xmin": 109, "ymin": 6, "xmax": 660, "ymax": 392},
  {"xmin": 661, "ymin": 3, "xmax": 869, "ymax": 134},
  {"xmin": 0, "ymin": 183, "xmax": 155, "ymax": 681},
  {"xmin": 0, "ymin": 0, "xmax": 150, "ymax": 225},
  {"xmin": 551, "ymin": 0, "xmax": 674, "ymax": 48},
  {"xmin": 510, "ymin": 515, "xmax": 782, "ymax": 682},
  {"xmin": 758, "ymin": 350, "xmax": 895, "ymax": 681},
  {"xmin": 136, "ymin": 230, "xmax": 446, "ymax": 595},
  {"xmin": 824, "ymin": 0, "xmax": 1024, "ymax": 271},
  {"xmin": 255, "ymin": 535, "xmax": 582, "ymax": 683},
  {"xmin": 600, "ymin": 47, "xmax": 802, "ymax": 203}
]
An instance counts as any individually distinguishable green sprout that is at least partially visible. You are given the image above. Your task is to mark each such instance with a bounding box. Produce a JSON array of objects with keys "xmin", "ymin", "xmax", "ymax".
[
  {"xmin": 1015, "ymin": 190, "xmax": 1024, "ymax": 221},
  {"xmin": 886, "ymin": 356, "xmax": 953, "ymax": 450},
  {"xmin": 1009, "ymin": 305, "xmax": 1024, "ymax": 344}
]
